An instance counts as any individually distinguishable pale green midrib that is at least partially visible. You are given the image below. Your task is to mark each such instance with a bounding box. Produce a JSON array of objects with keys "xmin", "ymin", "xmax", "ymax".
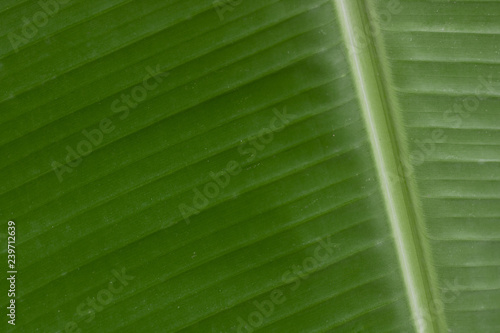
[
  {"xmin": 333, "ymin": 1, "xmax": 444, "ymax": 332},
  {"xmin": 360, "ymin": 2, "xmax": 448, "ymax": 333}
]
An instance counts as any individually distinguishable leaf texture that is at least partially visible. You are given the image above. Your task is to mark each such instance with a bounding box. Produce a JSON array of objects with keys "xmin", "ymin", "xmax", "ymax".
[{"xmin": 0, "ymin": 0, "xmax": 498, "ymax": 332}]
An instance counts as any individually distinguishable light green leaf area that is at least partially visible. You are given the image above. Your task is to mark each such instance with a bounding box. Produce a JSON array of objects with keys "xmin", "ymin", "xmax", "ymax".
[{"xmin": 0, "ymin": 0, "xmax": 499, "ymax": 332}]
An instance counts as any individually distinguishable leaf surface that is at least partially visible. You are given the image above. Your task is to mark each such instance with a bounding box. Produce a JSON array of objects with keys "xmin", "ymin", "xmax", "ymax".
[{"xmin": 0, "ymin": 0, "xmax": 499, "ymax": 332}]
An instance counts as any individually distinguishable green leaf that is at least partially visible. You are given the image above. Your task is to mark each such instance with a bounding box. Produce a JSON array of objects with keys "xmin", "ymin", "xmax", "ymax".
[{"xmin": 1, "ymin": 0, "xmax": 499, "ymax": 332}]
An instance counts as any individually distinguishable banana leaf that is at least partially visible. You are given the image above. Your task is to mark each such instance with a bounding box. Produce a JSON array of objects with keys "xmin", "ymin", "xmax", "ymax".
[{"xmin": 0, "ymin": 0, "xmax": 499, "ymax": 332}]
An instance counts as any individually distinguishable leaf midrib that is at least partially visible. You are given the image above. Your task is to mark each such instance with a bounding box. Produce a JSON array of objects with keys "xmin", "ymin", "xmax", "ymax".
[{"xmin": 333, "ymin": 1, "xmax": 446, "ymax": 332}]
